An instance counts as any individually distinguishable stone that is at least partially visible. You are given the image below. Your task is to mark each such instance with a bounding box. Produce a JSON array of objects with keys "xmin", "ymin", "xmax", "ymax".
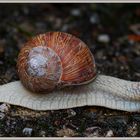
[
  {"xmin": 22, "ymin": 128, "xmax": 33, "ymax": 136},
  {"xmin": 106, "ymin": 130, "xmax": 114, "ymax": 137},
  {"xmin": 0, "ymin": 103, "xmax": 10, "ymax": 113},
  {"xmin": 98, "ymin": 34, "xmax": 110, "ymax": 43}
]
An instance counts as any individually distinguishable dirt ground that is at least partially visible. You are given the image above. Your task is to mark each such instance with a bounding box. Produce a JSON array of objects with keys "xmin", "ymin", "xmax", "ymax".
[{"xmin": 0, "ymin": 3, "xmax": 140, "ymax": 137}]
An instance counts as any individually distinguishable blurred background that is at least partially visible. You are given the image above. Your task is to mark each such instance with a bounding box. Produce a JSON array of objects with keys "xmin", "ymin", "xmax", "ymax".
[
  {"xmin": 0, "ymin": 3, "xmax": 140, "ymax": 83},
  {"xmin": 0, "ymin": 3, "xmax": 140, "ymax": 137}
]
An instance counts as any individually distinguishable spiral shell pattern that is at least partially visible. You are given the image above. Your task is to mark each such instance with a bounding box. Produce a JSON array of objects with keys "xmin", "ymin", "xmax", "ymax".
[{"xmin": 17, "ymin": 32, "xmax": 96, "ymax": 92}]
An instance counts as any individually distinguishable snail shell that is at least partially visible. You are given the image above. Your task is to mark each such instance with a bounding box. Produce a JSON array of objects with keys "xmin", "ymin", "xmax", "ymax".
[{"xmin": 17, "ymin": 32, "xmax": 96, "ymax": 92}]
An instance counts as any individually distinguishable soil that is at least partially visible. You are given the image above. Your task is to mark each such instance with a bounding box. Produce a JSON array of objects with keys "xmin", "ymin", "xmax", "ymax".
[{"xmin": 0, "ymin": 3, "xmax": 140, "ymax": 137}]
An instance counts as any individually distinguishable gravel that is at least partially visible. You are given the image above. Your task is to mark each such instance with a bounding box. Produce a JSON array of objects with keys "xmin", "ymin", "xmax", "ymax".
[{"xmin": 0, "ymin": 3, "xmax": 139, "ymax": 137}]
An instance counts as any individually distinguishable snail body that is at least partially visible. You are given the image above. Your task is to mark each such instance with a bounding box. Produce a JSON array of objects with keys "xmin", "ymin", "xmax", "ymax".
[
  {"xmin": 0, "ymin": 75, "xmax": 140, "ymax": 112},
  {"xmin": 0, "ymin": 31, "xmax": 139, "ymax": 112},
  {"xmin": 17, "ymin": 32, "xmax": 96, "ymax": 92}
]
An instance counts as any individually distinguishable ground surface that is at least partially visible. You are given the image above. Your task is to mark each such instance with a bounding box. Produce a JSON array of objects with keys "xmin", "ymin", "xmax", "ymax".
[{"xmin": 0, "ymin": 3, "xmax": 140, "ymax": 137}]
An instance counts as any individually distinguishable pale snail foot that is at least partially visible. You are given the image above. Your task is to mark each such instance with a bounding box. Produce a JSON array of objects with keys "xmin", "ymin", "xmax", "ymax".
[{"xmin": 0, "ymin": 75, "xmax": 140, "ymax": 112}]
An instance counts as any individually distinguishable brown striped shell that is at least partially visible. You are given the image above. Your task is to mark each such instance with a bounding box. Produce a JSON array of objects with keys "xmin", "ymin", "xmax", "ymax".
[{"xmin": 17, "ymin": 32, "xmax": 96, "ymax": 92}]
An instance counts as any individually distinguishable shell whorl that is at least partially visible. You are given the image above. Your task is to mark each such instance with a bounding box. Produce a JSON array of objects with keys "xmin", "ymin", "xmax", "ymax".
[{"xmin": 17, "ymin": 32, "xmax": 96, "ymax": 92}]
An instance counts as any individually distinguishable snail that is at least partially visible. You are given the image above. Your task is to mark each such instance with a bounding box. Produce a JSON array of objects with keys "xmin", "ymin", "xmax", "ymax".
[{"xmin": 0, "ymin": 31, "xmax": 140, "ymax": 112}]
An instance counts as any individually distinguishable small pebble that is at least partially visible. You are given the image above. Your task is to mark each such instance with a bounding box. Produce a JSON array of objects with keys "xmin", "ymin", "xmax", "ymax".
[
  {"xmin": 0, "ymin": 61, "xmax": 3, "ymax": 65},
  {"xmin": 127, "ymin": 122, "xmax": 138, "ymax": 136},
  {"xmin": 129, "ymin": 24, "xmax": 140, "ymax": 35},
  {"xmin": 90, "ymin": 14, "xmax": 99, "ymax": 24},
  {"xmin": 23, "ymin": 128, "xmax": 33, "ymax": 136},
  {"xmin": 97, "ymin": 34, "xmax": 110, "ymax": 43},
  {"xmin": 70, "ymin": 9, "xmax": 81, "ymax": 16},
  {"xmin": 66, "ymin": 109, "xmax": 76, "ymax": 118},
  {"xmin": 39, "ymin": 130, "xmax": 46, "ymax": 137},
  {"xmin": 56, "ymin": 128, "xmax": 77, "ymax": 137},
  {"xmin": 61, "ymin": 24, "xmax": 69, "ymax": 32},
  {"xmin": 84, "ymin": 126, "xmax": 101, "ymax": 137},
  {"xmin": 106, "ymin": 130, "xmax": 114, "ymax": 137},
  {"xmin": 0, "ymin": 103, "xmax": 10, "ymax": 113},
  {"xmin": 96, "ymin": 51, "xmax": 106, "ymax": 60},
  {"xmin": 0, "ymin": 113, "xmax": 5, "ymax": 120}
]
